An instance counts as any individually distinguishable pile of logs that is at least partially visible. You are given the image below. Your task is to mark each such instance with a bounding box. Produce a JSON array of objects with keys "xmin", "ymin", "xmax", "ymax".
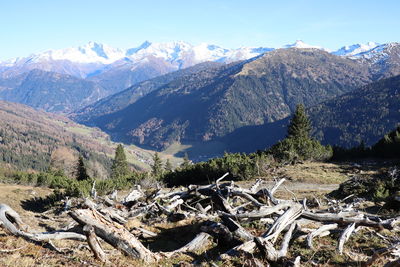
[{"xmin": 0, "ymin": 173, "xmax": 399, "ymax": 266}]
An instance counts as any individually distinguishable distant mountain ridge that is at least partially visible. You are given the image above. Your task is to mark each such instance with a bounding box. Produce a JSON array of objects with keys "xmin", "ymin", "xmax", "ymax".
[
  {"xmin": 0, "ymin": 69, "xmax": 106, "ymax": 113},
  {"xmin": 0, "ymin": 40, "xmax": 389, "ymax": 81}
]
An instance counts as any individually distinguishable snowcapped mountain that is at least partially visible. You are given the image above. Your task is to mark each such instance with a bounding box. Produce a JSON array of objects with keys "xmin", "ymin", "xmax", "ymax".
[
  {"xmin": 282, "ymin": 40, "xmax": 324, "ymax": 50},
  {"xmin": 1, "ymin": 40, "xmax": 398, "ymax": 95},
  {"xmin": 0, "ymin": 41, "xmax": 275, "ymax": 79},
  {"xmin": 332, "ymin": 42, "xmax": 379, "ymax": 57}
]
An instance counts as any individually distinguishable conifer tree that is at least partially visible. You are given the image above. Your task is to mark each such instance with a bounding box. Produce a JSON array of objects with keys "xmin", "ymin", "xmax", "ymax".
[
  {"xmin": 151, "ymin": 152, "xmax": 163, "ymax": 176},
  {"xmin": 111, "ymin": 144, "xmax": 130, "ymax": 179},
  {"xmin": 287, "ymin": 104, "xmax": 311, "ymax": 139},
  {"xmin": 75, "ymin": 155, "xmax": 89, "ymax": 181},
  {"xmin": 268, "ymin": 104, "xmax": 332, "ymax": 162}
]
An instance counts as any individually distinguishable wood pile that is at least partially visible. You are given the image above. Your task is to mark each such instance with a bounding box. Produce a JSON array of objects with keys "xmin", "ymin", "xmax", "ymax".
[{"xmin": 1, "ymin": 173, "xmax": 399, "ymax": 265}]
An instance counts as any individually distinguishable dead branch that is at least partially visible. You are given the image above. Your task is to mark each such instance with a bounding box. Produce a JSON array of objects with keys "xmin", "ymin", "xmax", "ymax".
[
  {"xmin": 69, "ymin": 209, "xmax": 159, "ymax": 263},
  {"xmin": 306, "ymin": 223, "xmax": 338, "ymax": 249},
  {"xmin": 338, "ymin": 222, "xmax": 356, "ymax": 254},
  {"xmin": 82, "ymin": 224, "xmax": 107, "ymax": 262}
]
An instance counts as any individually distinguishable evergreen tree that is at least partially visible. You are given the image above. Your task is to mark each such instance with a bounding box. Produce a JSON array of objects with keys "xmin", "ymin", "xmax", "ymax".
[
  {"xmin": 181, "ymin": 152, "xmax": 191, "ymax": 169},
  {"xmin": 111, "ymin": 144, "xmax": 130, "ymax": 179},
  {"xmin": 287, "ymin": 104, "xmax": 311, "ymax": 139},
  {"xmin": 151, "ymin": 152, "xmax": 163, "ymax": 176},
  {"xmin": 75, "ymin": 155, "xmax": 90, "ymax": 181},
  {"xmin": 165, "ymin": 159, "xmax": 173, "ymax": 172},
  {"xmin": 268, "ymin": 104, "xmax": 332, "ymax": 162}
]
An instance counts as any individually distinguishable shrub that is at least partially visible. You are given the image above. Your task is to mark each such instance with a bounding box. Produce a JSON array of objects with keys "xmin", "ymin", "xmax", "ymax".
[{"xmin": 163, "ymin": 152, "xmax": 273, "ymax": 186}]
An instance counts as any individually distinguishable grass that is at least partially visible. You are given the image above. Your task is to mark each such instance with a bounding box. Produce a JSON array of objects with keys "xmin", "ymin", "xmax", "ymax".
[{"xmin": 278, "ymin": 161, "xmax": 352, "ymax": 184}]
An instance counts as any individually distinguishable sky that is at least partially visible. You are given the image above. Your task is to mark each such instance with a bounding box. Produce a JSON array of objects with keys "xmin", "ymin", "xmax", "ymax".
[{"xmin": 0, "ymin": 0, "xmax": 399, "ymax": 60}]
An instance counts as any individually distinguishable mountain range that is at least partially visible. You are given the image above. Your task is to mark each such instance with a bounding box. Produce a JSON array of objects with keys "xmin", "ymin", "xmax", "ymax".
[
  {"xmin": 1, "ymin": 40, "xmax": 400, "ymax": 160},
  {"xmin": 73, "ymin": 48, "xmax": 375, "ymax": 150},
  {"xmin": 0, "ymin": 40, "xmax": 389, "ymax": 100}
]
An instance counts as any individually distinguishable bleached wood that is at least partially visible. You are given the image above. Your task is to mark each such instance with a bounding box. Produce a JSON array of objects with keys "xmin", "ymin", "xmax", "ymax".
[{"xmin": 338, "ymin": 222, "xmax": 356, "ymax": 254}]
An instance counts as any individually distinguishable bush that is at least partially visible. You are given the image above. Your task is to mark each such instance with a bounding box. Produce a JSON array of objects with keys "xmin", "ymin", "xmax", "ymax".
[
  {"xmin": 268, "ymin": 137, "xmax": 333, "ymax": 163},
  {"xmin": 163, "ymin": 152, "xmax": 274, "ymax": 186}
]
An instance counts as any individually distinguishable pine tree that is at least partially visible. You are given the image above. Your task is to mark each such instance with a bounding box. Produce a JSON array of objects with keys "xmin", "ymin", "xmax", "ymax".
[
  {"xmin": 151, "ymin": 152, "xmax": 163, "ymax": 176},
  {"xmin": 111, "ymin": 144, "xmax": 130, "ymax": 179},
  {"xmin": 287, "ymin": 104, "xmax": 311, "ymax": 139},
  {"xmin": 75, "ymin": 155, "xmax": 89, "ymax": 181},
  {"xmin": 165, "ymin": 159, "xmax": 173, "ymax": 172},
  {"xmin": 268, "ymin": 104, "xmax": 332, "ymax": 162}
]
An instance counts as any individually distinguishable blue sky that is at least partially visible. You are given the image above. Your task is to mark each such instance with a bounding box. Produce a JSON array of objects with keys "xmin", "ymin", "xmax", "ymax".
[{"xmin": 0, "ymin": 0, "xmax": 399, "ymax": 60}]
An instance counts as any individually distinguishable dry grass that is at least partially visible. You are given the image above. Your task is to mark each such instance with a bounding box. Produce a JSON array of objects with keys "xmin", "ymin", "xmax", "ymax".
[{"xmin": 278, "ymin": 161, "xmax": 350, "ymax": 184}]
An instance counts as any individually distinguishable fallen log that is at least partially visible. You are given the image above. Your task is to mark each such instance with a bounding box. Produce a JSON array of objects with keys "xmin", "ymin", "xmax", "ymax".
[
  {"xmin": 302, "ymin": 211, "xmax": 397, "ymax": 230},
  {"xmin": 0, "ymin": 204, "xmax": 86, "ymax": 242},
  {"xmin": 69, "ymin": 208, "xmax": 159, "ymax": 263},
  {"xmin": 83, "ymin": 224, "xmax": 107, "ymax": 263}
]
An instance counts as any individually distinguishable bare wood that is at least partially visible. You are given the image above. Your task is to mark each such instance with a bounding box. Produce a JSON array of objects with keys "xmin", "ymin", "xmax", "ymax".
[
  {"xmin": 271, "ymin": 178, "xmax": 286, "ymax": 195},
  {"xmin": 263, "ymin": 203, "xmax": 303, "ymax": 243},
  {"xmin": 124, "ymin": 185, "xmax": 144, "ymax": 203},
  {"xmin": 168, "ymin": 232, "xmax": 212, "ymax": 254},
  {"xmin": 221, "ymin": 215, "xmax": 254, "ymax": 242},
  {"xmin": 362, "ymin": 242, "xmax": 400, "ymax": 267},
  {"xmin": 306, "ymin": 223, "xmax": 338, "ymax": 249},
  {"xmin": 0, "ymin": 204, "xmax": 86, "ymax": 242},
  {"xmin": 302, "ymin": 211, "xmax": 395, "ymax": 229},
  {"xmin": 338, "ymin": 222, "xmax": 356, "ymax": 254},
  {"xmin": 220, "ymin": 202, "xmax": 292, "ymax": 220},
  {"xmin": 69, "ymin": 209, "xmax": 159, "ymax": 262},
  {"xmin": 83, "ymin": 224, "xmax": 107, "ymax": 262},
  {"xmin": 255, "ymin": 222, "xmax": 297, "ymax": 262},
  {"xmin": 229, "ymin": 190, "xmax": 264, "ymax": 207}
]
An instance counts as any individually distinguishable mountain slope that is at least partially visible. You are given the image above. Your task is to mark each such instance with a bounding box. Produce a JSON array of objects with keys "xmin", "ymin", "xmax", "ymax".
[
  {"xmin": 74, "ymin": 61, "xmax": 224, "ymax": 122},
  {"xmin": 0, "ymin": 69, "xmax": 106, "ymax": 113},
  {"xmin": 0, "ymin": 100, "xmax": 158, "ymax": 173},
  {"xmin": 309, "ymin": 74, "xmax": 400, "ymax": 147},
  {"xmin": 82, "ymin": 48, "xmax": 373, "ymax": 150},
  {"xmin": 351, "ymin": 42, "xmax": 400, "ymax": 79}
]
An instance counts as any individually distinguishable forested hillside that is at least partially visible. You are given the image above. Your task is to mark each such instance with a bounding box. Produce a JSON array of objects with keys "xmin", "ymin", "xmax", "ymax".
[
  {"xmin": 309, "ymin": 74, "xmax": 400, "ymax": 147},
  {"xmin": 0, "ymin": 100, "xmax": 153, "ymax": 175},
  {"xmin": 80, "ymin": 48, "xmax": 373, "ymax": 150}
]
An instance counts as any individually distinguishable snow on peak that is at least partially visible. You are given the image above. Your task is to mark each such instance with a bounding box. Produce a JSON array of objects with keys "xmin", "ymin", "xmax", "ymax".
[
  {"xmin": 347, "ymin": 42, "xmax": 400, "ymax": 62},
  {"xmin": 283, "ymin": 40, "xmax": 322, "ymax": 49},
  {"xmin": 126, "ymin": 41, "xmax": 152, "ymax": 55},
  {"xmin": 332, "ymin": 42, "xmax": 379, "ymax": 56},
  {"xmin": 16, "ymin": 42, "xmax": 126, "ymax": 64}
]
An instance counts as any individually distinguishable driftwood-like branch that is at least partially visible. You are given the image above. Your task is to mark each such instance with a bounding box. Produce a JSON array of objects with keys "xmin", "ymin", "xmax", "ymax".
[
  {"xmin": 307, "ymin": 223, "xmax": 338, "ymax": 249},
  {"xmin": 338, "ymin": 222, "xmax": 356, "ymax": 254},
  {"xmin": 302, "ymin": 211, "xmax": 396, "ymax": 229},
  {"xmin": 167, "ymin": 232, "xmax": 212, "ymax": 255},
  {"xmin": 263, "ymin": 203, "xmax": 303, "ymax": 243},
  {"xmin": 69, "ymin": 209, "xmax": 159, "ymax": 263},
  {"xmin": 0, "ymin": 204, "xmax": 86, "ymax": 242},
  {"xmin": 83, "ymin": 224, "xmax": 107, "ymax": 262},
  {"xmin": 255, "ymin": 221, "xmax": 297, "ymax": 261},
  {"xmin": 220, "ymin": 202, "xmax": 293, "ymax": 220}
]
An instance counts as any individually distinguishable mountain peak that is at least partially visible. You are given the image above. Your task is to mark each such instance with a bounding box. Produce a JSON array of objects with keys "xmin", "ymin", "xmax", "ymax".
[
  {"xmin": 283, "ymin": 40, "xmax": 322, "ymax": 49},
  {"xmin": 332, "ymin": 42, "xmax": 379, "ymax": 56}
]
